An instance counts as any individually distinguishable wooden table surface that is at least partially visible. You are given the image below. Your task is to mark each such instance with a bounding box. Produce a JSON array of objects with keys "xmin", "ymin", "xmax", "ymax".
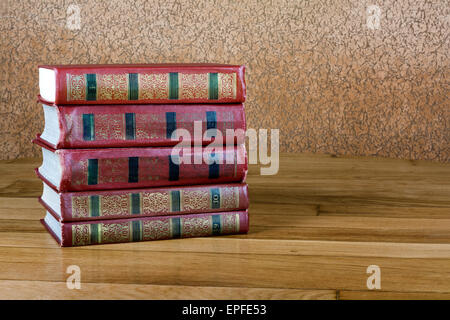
[{"xmin": 0, "ymin": 153, "xmax": 449, "ymax": 300}]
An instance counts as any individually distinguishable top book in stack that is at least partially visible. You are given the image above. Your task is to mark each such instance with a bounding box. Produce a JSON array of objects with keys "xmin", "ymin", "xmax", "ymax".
[{"xmin": 38, "ymin": 64, "xmax": 246, "ymax": 105}]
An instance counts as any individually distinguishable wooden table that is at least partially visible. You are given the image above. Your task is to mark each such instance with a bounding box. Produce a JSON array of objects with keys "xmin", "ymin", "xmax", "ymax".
[{"xmin": 0, "ymin": 153, "xmax": 449, "ymax": 299}]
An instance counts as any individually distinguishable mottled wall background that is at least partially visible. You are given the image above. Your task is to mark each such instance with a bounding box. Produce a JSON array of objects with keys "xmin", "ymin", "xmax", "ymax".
[{"xmin": 0, "ymin": 0, "xmax": 448, "ymax": 161}]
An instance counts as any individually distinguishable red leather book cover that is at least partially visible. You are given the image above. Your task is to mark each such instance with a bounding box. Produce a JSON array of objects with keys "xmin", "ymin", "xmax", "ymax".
[
  {"xmin": 39, "ymin": 100, "xmax": 246, "ymax": 148},
  {"xmin": 39, "ymin": 181, "xmax": 249, "ymax": 222},
  {"xmin": 39, "ymin": 63, "xmax": 246, "ymax": 105},
  {"xmin": 41, "ymin": 209, "xmax": 249, "ymax": 247},
  {"xmin": 34, "ymin": 137, "xmax": 248, "ymax": 192}
]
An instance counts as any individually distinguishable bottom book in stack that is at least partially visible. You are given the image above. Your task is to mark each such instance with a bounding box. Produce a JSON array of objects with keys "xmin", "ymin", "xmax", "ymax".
[{"xmin": 39, "ymin": 181, "xmax": 249, "ymax": 247}]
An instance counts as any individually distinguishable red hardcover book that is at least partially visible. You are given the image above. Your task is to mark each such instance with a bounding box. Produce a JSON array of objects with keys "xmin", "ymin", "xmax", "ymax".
[
  {"xmin": 39, "ymin": 180, "xmax": 249, "ymax": 222},
  {"xmin": 39, "ymin": 99, "xmax": 246, "ymax": 148},
  {"xmin": 38, "ymin": 64, "xmax": 246, "ymax": 105},
  {"xmin": 41, "ymin": 209, "xmax": 249, "ymax": 247},
  {"xmin": 33, "ymin": 137, "xmax": 247, "ymax": 192}
]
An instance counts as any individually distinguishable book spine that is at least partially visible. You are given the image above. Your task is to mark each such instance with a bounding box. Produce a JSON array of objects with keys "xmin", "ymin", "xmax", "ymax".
[
  {"xmin": 52, "ymin": 66, "xmax": 245, "ymax": 104},
  {"xmin": 57, "ymin": 183, "xmax": 248, "ymax": 222},
  {"xmin": 54, "ymin": 105, "xmax": 65, "ymax": 149},
  {"xmin": 58, "ymin": 145, "xmax": 247, "ymax": 192},
  {"xmin": 54, "ymin": 104, "xmax": 245, "ymax": 148},
  {"xmin": 61, "ymin": 210, "xmax": 249, "ymax": 247}
]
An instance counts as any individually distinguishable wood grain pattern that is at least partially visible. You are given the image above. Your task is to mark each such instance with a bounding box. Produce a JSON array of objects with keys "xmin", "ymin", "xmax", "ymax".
[
  {"xmin": 0, "ymin": 280, "xmax": 335, "ymax": 300},
  {"xmin": 339, "ymin": 290, "xmax": 450, "ymax": 300},
  {"xmin": 0, "ymin": 153, "xmax": 449, "ymax": 299}
]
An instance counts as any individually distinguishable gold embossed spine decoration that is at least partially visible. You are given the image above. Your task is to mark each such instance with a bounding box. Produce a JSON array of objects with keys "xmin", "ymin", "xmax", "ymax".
[
  {"xmin": 66, "ymin": 74, "xmax": 87, "ymax": 101},
  {"xmin": 179, "ymin": 73, "xmax": 208, "ymax": 100},
  {"xmin": 71, "ymin": 196, "xmax": 90, "ymax": 219},
  {"xmin": 72, "ymin": 224, "xmax": 90, "ymax": 246},
  {"xmin": 96, "ymin": 74, "xmax": 129, "ymax": 101},
  {"xmin": 218, "ymin": 73, "xmax": 237, "ymax": 100},
  {"xmin": 142, "ymin": 191, "xmax": 170, "ymax": 214},
  {"xmin": 138, "ymin": 73, "xmax": 170, "ymax": 100}
]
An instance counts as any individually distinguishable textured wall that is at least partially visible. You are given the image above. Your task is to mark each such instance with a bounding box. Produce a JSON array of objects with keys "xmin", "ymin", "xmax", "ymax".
[{"xmin": 0, "ymin": 0, "xmax": 448, "ymax": 161}]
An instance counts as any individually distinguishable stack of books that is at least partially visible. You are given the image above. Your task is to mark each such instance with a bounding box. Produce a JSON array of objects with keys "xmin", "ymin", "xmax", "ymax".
[{"xmin": 34, "ymin": 64, "xmax": 249, "ymax": 247}]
